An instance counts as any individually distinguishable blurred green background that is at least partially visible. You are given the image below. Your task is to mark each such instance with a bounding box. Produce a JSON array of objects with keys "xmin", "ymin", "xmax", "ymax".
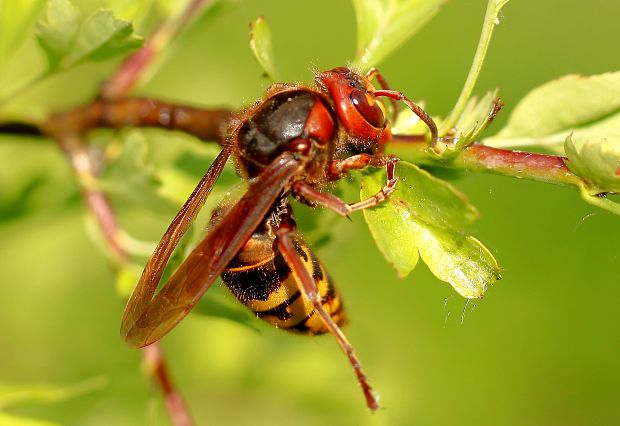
[{"xmin": 1, "ymin": 0, "xmax": 619, "ymax": 425}]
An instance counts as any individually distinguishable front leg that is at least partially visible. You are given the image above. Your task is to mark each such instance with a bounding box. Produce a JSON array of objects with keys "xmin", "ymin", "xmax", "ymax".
[
  {"xmin": 296, "ymin": 155, "xmax": 399, "ymax": 216},
  {"xmin": 328, "ymin": 153, "xmax": 372, "ymax": 180}
]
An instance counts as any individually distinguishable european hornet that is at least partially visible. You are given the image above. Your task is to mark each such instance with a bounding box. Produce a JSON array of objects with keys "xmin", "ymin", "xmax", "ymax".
[{"xmin": 120, "ymin": 66, "xmax": 438, "ymax": 411}]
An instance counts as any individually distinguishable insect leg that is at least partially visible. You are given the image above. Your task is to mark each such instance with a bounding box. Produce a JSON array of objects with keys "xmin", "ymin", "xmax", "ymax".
[
  {"xmin": 275, "ymin": 222, "xmax": 379, "ymax": 411},
  {"xmin": 373, "ymin": 89, "xmax": 438, "ymax": 143},
  {"xmin": 328, "ymin": 153, "xmax": 372, "ymax": 179},
  {"xmin": 294, "ymin": 156, "xmax": 399, "ymax": 216},
  {"xmin": 365, "ymin": 67, "xmax": 399, "ymax": 122}
]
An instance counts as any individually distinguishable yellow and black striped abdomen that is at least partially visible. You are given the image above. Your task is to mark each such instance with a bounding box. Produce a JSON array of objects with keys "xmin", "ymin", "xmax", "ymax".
[{"xmin": 222, "ymin": 232, "xmax": 345, "ymax": 335}]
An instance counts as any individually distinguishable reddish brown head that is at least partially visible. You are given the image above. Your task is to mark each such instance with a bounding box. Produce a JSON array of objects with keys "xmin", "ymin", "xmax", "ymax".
[{"xmin": 315, "ymin": 67, "xmax": 391, "ymax": 146}]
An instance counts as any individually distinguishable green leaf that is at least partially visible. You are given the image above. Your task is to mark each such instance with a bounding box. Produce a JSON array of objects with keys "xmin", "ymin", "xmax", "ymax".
[
  {"xmin": 388, "ymin": 162, "xmax": 479, "ymax": 231},
  {"xmin": 36, "ymin": 0, "xmax": 142, "ymax": 72},
  {"xmin": 0, "ymin": 413, "xmax": 60, "ymax": 426},
  {"xmin": 99, "ymin": 132, "xmax": 177, "ymax": 213},
  {"xmin": 412, "ymin": 223, "xmax": 500, "ymax": 298},
  {"xmin": 0, "ymin": 376, "xmax": 106, "ymax": 409},
  {"xmin": 454, "ymin": 90, "xmax": 499, "ymax": 138},
  {"xmin": 0, "ymin": 0, "xmax": 46, "ymax": 66},
  {"xmin": 69, "ymin": 9, "xmax": 142, "ymax": 64},
  {"xmin": 157, "ymin": 165, "xmax": 208, "ymax": 204},
  {"xmin": 564, "ymin": 135, "xmax": 620, "ymax": 194},
  {"xmin": 426, "ymin": 91, "xmax": 503, "ymax": 159},
  {"xmin": 35, "ymin": 0, "xmax": 80, "ymax": 71},
  {"xmin": 351, "ymin": 0, "xmax": 445, "ymax": 70},
  {"xmin": 443, "ymin": 92, "xmax": 503, "ymax": 156},
  {"xmin": 361, "ymin": 184, "xmax": 420, "ymax": 277},
  {"xmin": 485, "ymin": 71, "xmax": 620, "ymax": 151},
  {"xmin": 361, "ymin": 162, "xmax": 499, "ymax": 297},
  {"xmin": 249, "ymin": 16, "xmax": 278, "ymax": 81}
]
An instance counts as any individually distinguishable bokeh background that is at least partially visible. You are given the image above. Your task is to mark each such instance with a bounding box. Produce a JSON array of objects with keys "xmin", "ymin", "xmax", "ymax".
[{"xmin": 1, "ymin": 0, "xmax": 619, "ymax": 425}]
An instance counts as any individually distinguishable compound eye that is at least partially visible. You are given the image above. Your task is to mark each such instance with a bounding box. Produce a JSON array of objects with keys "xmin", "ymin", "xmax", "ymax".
[{"xmin": 350, "ymin": 89, "xmax": 386, "ymax": 128}]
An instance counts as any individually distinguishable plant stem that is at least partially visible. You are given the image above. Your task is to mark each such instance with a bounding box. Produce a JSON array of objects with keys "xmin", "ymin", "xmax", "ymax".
[
  {"xmin": 461, "ymin": 144, "xmax": 579, "ymax": 186},
  {"xmin": 391, "ymin": 135, "xmax": 583, "ymax": 189},
  {"xmin": 143, "ymin": 344, "xmax": 194, "ymax": 426},
  {"xmin": 3, "ymin": 100, "xmax": 584, "ymax": 191},
  {"xmin": 57, "ymin": 136, "xmax": 129, "ymax": 263},
  {"xmin": 53, "ymin": 133, "xmax": 195, "ymax": 426},
  {"xmin": 42, "ymin": 97, "xmax": 231, "ymax": 144},
  {"xmin": 67, "ymin": 2, "xmax": 223, "ymax": 422},
  {"xmin": 439, "ymin": 0, "xmax": 509, "ymax": 135},
  {"xmin": 102, "ymin": 0, "xmax": 213, "ymax": 99},
  {"xmin": 579, "ymin": 189, "xmax": 620, "ymax": 215}
]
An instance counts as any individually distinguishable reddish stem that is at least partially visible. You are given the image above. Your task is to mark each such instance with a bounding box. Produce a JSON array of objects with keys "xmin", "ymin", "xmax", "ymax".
[
  {"xmin": 57, "ymin": 137, "xmax": 129, "ymax": 262},
  {"xmin": 102, "ymin": 0, "xmax": 212, "ymax": 99},
  {"xmin": 391, "ymin": 135, "xmax": 583, "ymax": 189},
  {"xmin": 94, "ymin": 2, "xmax": 216, "ymax": 422},
  {"xmin": 82, "ymin": 189, "xmax": 128, "ymax": 261},
  {"xmin": 43, "ymin": 98, "xmax": 231, "ymax": 144},
  {"xmin": 54, "ymin": 134, "xmax": 194, "ymax": 426},
  {"xmin": 103, "ymin": 48, "xmax": 156, "ymax": 99},
  {"xmin": 463, "ymin": 144, "xmax": 579, "ymax": 187},
  {"xmin": 143, "ymin": 344, "xmax": 193, "ymax": 426}
]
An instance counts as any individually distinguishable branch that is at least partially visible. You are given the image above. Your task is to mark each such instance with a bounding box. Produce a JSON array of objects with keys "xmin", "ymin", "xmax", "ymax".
[
  {"xmin": 1, "ymin": 101, "xmax": 583, "ymax": 192},
  {"xmin": 56, "ymin": 136, "xmax": 129, "ymax": 262},
  {"xmin": 143, "ymin": 344, "xmax": 193, "ymax": 426},
  {"xmin": 462, "ymin": 145, "xmax": 580, "ymax": 187},
  {"xmin": 439, "ymin": 0, "xmax": 510, "ymax": 135},
  {"xmin": 52, "ymin": 132, "xmax": 194, "ymax": 426},
  {"xmin": 391, "ymin": 135, "xmax": 584, "ymax": 189},
  {"xmin": 102, "ymin": 0, "xmax": 213, "ymax": 99},
  {"xmin": 1, "ymin": 103, "xmax": 583, "ymax": 191},
  {"xmin": 44, "ymin": 98, "xmax": 231, "ymax": 144},
  {"xmin": 45, "ymin": 3, "xmax": 227, "ymax": 422},
  {"xmin": 0, "ymin": 98, "xmax": 231, "ymax": 145}
]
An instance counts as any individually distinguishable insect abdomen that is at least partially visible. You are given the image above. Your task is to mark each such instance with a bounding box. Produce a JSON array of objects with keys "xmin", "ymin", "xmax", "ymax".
[{"xmin": 222, "ymin": 233, "xmax": 345, "ymax": 334}]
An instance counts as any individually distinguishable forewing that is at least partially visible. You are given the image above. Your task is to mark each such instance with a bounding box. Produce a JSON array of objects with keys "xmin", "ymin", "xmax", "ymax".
[
  {"xmin": 121, "ymin": 146, "xmax": 231, "ymax": 343},
  {"xmin": 122, "ymin": 152, "xmax": 303, "ymax": 347}
]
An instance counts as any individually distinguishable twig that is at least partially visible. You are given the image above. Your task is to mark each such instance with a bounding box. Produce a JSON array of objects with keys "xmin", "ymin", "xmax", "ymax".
[
  {"xmin": 2, "ymin": 104, "xmax": 583, "ymax": 191},
  {"xmin": 52, "ymin": 131, "xmax": 194, "ymax": 426},
  {"xmin": 143, "ymin": 344, "xmax": 193, "ymax": 426},
  {"xmin": 102, "ymin": 0, "xmax": 213, "ymax": 99},
  {"xmin": 42, "ymin": 98, "xmax": 231, "ymax": 145},
  {"xmin": 391, "ymin": 135, "xmax": 584, "ymax": 189},
  {"xmin": 62, "ymin": 2, "xmax": 219, "ymax": 423},
  {"xmin": 439, "ymin": 0, "xmax": 510, "ymax": 135},
  {"xmin": 461, "ymin": 144, "xmax": 579, "ymax": 187},
  {"xmin": 56, "ymin": 135, "xmax": 129, "ymax": 262}
]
